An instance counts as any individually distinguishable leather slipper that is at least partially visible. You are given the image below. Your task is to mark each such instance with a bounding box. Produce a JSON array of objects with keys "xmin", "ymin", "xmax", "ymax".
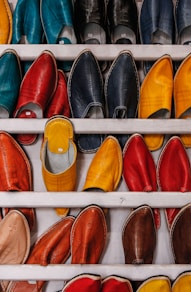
[
  {"xmin": 0, "ymin": 210, "xmax": 30, "ymax": 292},
  {"xmin": 138, "ymin": 55, "xmax": 173, "ymax": 151},
  {"xmin": 136, "ymin": 276, "xmax": 171, "ymax": 292},
  {"xmin": 71, "ymin": 205, "xmax": 107, "ymax": 264},
  {"xmin": 170, "ymin": 203, "xmax": 191, "ymax": 264},
  {"xmin": 123, "ymin": 133, "xmax": 160, "ymax": 229},
  {"xmin": 122, "ymin": 205, "xmax": 156, "ymax": 264},
  {"xmin": 0, "ymin": 0, "xmax": 12, "ymax": 44},
  {"xmin": 172, "ymin": 271, "xmax": 191, "ymax": 292},
  {"xmin": 14, "ymin": 50, "xmax": 58, "ymax": 145},
  {"xmin": 41, "ymin": 115, "xmax": 77, "ymax": 217},
  {"xmin": 157, "ymin": 136, "xmax": 191, "ymax": 229},
  {"xmin": 62, "ymin": 274, "xmax": 101, "ymax": 292},
  {"xmin": 8, "ymin": 215, "xmax": 75, "ymax": 292},
  {"xmin": 102, "ymin": 275, "xmax": 133, "ymax": 292},
  {"xmin": 174, "ymin": 53, "xmax": 191, "ymax": 148}
]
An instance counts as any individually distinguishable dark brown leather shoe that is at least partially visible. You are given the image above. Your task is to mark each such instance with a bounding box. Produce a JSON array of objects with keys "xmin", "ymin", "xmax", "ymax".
[
  {"xmin": 170, "ymin": 203, "xmax": 191, "ymax": 264},
  {"xmin": 71, "ymin": 205, "xmax": 107, "ymax": 264},
  {"xmin": 122, "ymin": 205, "xmax": 156, "ymax": 264}
]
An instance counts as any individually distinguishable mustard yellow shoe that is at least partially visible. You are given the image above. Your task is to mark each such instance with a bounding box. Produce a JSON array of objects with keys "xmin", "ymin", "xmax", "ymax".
[
  {"xmin": 83, "ymin": 136, "xmax": 122, "ymax": 192},
  {"xmin": 41, "ymin": 115, "xmax": 77, "ymax": 217},
  {"xmin": 174, "ymin": 53, "xmax": 191, "ymax": 148},
  {"xmin": 0, "ymin": 0, "xmax": 12, "ymax": 44},
  {"xmin": 138, "ymin": 55, "xmax": 173, "ymax": 151},
  {"xmin": 172, "ymin": 272, "xmax": 191, "ymax": 292},
  {"xmin": 137, "ymin": 276, "xmax": 171, "ymax": 292}
]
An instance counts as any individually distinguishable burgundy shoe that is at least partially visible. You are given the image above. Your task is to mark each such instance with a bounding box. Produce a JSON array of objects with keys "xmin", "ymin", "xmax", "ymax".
[
  {"xmin": 122, "ymin": 205, "xmax": 156, "ymax": 264},
  {"xmin": 157, "ymin": 136, "xmax": 191, "ymax": 229},
  {"xmin": 123, "ymin": 133, "xmax": 160, "ymax": 229},
  {"xmin": 45, "ymin": 69, "xmax": 71, "ymax": 118},
  {"xmin": 102, "ymin": 275, "xmax": 133, "ymax": 292},
  {"xmin": 62, "ymin": 274, "xmax": 101, "ymax": 292},
  {"xmin": 14, "ymin": 50, "xmax": 58, "ymax": 145}
]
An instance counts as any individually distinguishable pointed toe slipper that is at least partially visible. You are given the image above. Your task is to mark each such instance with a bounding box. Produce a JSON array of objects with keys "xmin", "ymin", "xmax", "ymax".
[
  {"xmin": 62, "ymin": 274, "xmax": 102, "ymax": 292},
  {"xmin": 174, "ymin": 53, "xmax": 191, "ymax": 148},
  {"xmin": 102, "ymin": 275, "xmax": 133, "ymax": 292},
  {"xmin": 138, "ymin": 55, "xmax": 173, "ymax": 151},
  {"xmin": 0, "ymin": 0, "xmax": 12, "ymax": 44},
  {"xmin": 157, "ymin": 136, "xmax": 191, "ymax": 229},
  {"xmin": 137, "ymin": 276, "xmax": 171, "ymax": 292},
  {"xmin": 41, "ymin": 115, "xmax": 77, "ymax": 217},
  {"xmin": 172, "ymin": 271, "xmax": 191, "ymax": 292}
]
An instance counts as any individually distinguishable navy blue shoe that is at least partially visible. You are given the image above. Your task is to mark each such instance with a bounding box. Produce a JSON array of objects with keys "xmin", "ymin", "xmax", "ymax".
[
  {"xmin": 140, "ymin": 0, "xmax": 175, "ymax": 74},
  {"xmin": 0, "ymin": 49, "xmax": 22, "ymax": 117},
  {"xmin": 104, "ymin": 50, "xmax": 140, "ymax": 148},
  {"xmin": 68, "ymin": 49, "xmax": 105, "ymax": 153}
]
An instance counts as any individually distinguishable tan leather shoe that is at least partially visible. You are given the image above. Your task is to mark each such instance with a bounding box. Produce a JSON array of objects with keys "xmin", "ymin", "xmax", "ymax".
[
  {"xmin": 137, "ymin": 276, "xmax": 171, "ymax": 292},
  {"xmin": 83, "ymin": 136, "xmax": 122, "ymax": 192},
  {"xmin": 41, "ymin": 115, "xmax": 77, "ymax": 217},
  {"xmin": 0, "ymin": 0, "xmax": 12, "ymax": 44},
  {"xmin": 170, "ymin": 203, "xmax": 191, "ymax": 264},
  {"xmin": 71, "ymin": 205, "xmax": 107, "ymax": 264},
  {"xmin": 0, "ymin": 210, "xmax": 30, "ymax": 292},
  {"xmin": 8, "ymin": 215, "xmax": 75, "ymax": 292},
  {"xmin": 62, "ymin": 274, "xmax": 101, "ymax": 292},
  {"xmin": 0, "ymin": 131, "xmax": 35, "ymax": 231},
  {"xmin": 122, "ymin": 205, "xmax": 156, "ymax": 264},
  {"xmin": 172, "ymin": 271, "xmax": 191, "ymax": 292}
]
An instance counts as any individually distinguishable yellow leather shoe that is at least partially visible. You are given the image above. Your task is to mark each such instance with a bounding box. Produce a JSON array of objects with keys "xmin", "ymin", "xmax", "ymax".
[
  {"xmin": 83, "ymin": 136, "xmax": 122, "ymax": 192},
  {"xmin": 172, "ymin": 272, "xmax": 191, "ymax": 292},
  {"xmin": 41, "ymin": 115, "xmax": 77, "ymax": 217},
  {"xmin": 138, "ymin": 55, "xmax": 173, "ymax": 151},
  {"xmin": 0, "ymin": 0, "xmax": 12, "ymax": 44},
  {"xmin": 174, "ymin": 53, "xmax": 191, "ymax": 148},
  {"xmin": 137, "ymin": 276, "xmax": 171, "ymax": 292}
]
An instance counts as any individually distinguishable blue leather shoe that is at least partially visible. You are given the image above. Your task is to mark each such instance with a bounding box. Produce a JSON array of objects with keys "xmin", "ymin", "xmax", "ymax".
[
  {"xmin": 12, "ymin": 0, "xmax": 44, "ymax": 73},
  {"xmin": 104, "ymin": 50, "xmax": 140, "ymax": 148},
  {"xmin": 68, "ymin": 49, "xmax": 105, "ymax": 153},
  {"xmin": 0, "ymin": 49, "xmax": 22, "ymax": 117},
  {"xmin": 140, "ymin": 0, "xmax": 175, "ymax": 74},
  {"xmin": 41, "ymin": 0, "xmax": 77, "ymax": 72},
  {"xmin": 175, "ymin": 0, "xmax": 191, "ymax": 45}
]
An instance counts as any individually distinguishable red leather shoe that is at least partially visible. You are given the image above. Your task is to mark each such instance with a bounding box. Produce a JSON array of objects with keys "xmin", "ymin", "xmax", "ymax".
[
  {"xmin": 14, "ymin": 50, "xmax": 58, "ymax": 145},
  {"xmin": 157, "ymin": 136, "xmax": 191, "ymax": 229},
  {"xmin": 8, "ymin": 215, "xmax": 75, "ymax": 291},
  {"xmin": 0, "ymin": 131, "xmax": 35, "ymax": 231},
  {"xmin": 102, "ymin": 275, "xmax": 133, "ymax": 292},
  {"xmin": 45, "ymin": 69, "xmax": 71, "ymax": 118},
  {"xmin": 62, "ymin": 274, "xmax": 101, "ymax": 292},
  {"xmin": 71, "ymin": 205, "xmax": 107, "ymax": 264},
  {"xmin": 123, "ymin": 133, "xmax": 160, "ymax": 229}
]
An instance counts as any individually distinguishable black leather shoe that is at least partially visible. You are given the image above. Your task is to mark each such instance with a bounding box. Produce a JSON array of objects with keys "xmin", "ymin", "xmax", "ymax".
[
  {"xmin": 107, "ymin": 0, "xmax": 139, "ymax": 44},
  {"xmin": 74, "ymin": 0, "xmax": 107, "ymax": 44},
  {"xmin": 104, "ymin": 50, "xmax": 140, "ymax": 148},
  {"xmin": 68, "ymin": 49, "xmax": 105, "ymax": 153}
]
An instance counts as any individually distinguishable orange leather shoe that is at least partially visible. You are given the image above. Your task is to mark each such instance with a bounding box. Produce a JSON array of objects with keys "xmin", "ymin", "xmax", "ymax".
[
  {"xmin": 123, "ymin": 133, "xmax": 160, "ymax": 229},
  {"xmin": 14, "ymin": 50, "xmax": 58, "ymax": 145},
  {"xmin": 41, "ymin": 115, "xmax": 77, "ymax": 217},
  {"xmin": 138, "ymin": 55, "xmax": 173, "ymax": 151},
  {"xmin": 83, "ymin": 136, "xmax": 122, "ymax": 192},
  {"xmin": 62, "ymin": 274, "xmax": 102, "ymax": 292},
  {"xmin": 8, "ymin": 215, "xmax": 75, "ymax": 292},
  {"xmin": 0, "ymin": 0, "xmax": 12, "ymax": 44},
  {"xmin": 170, "ymin": 203, "xmax": 191, "ymax": 264},
  {"xmin": 0, "ymin": 210, "xmax": 30, "ymax": 292},
  {"xmin": 172, "ymin": 271, "xmax": 191, "ymax": 292},
  {"xmin": 157, "ymin": 136, "xmax": 191, "ymax": 229},
  {"xmin": 71, "ymin": 205, "xmax": 107, "ymax": 264},
  {"xmin": 102, "ymin": 275, "xmax": 133, "ymax": 292},
  {"xmin": 0, "ymin": 131, "xmax": 35, "ymax": 231},
  {"xmin": 137, "ymin": 276, "xmax": 171, "ymax": 292},
  {"xmin": 122, "ymin": 205, "xmax": 156, "ymax": 264},
  {"xmin": 174, "ymin": 53, "xmax": 191, "ymax": 148}
]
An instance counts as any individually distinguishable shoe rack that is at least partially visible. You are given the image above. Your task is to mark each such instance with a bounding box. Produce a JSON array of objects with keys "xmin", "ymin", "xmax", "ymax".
[{"xmin": 1, "ymin": 0, "xmax": 191, "ymax": 291}]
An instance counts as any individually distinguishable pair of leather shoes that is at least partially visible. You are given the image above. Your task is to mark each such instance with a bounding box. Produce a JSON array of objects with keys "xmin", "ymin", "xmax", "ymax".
[
  {"xmin": 0, "ymin": 0, "xmax": 12, "ymax": 44},
  {"xmin": 68, "ymin": 49, "xmax": 139, "ymax": 152},
  {"xmin": 62, "ymin": 274, "xmax": 133, "ymax": 292},
  {"xmin": 14, "ymin": 50, "xmax": 70, "ymax": 146}
]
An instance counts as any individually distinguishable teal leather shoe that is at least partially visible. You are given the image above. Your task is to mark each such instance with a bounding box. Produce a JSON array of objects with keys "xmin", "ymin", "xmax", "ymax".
[
  {"xmin": 0, "ymin": 49, "xmax": 22, "ymax": 117},
  {"xmin": 12, "ymin": 0, "xmax": 44, "ymax": 73},
  {"xmin": 40, "ymin": 0, "xmax": 77, "ymax": 72}
]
